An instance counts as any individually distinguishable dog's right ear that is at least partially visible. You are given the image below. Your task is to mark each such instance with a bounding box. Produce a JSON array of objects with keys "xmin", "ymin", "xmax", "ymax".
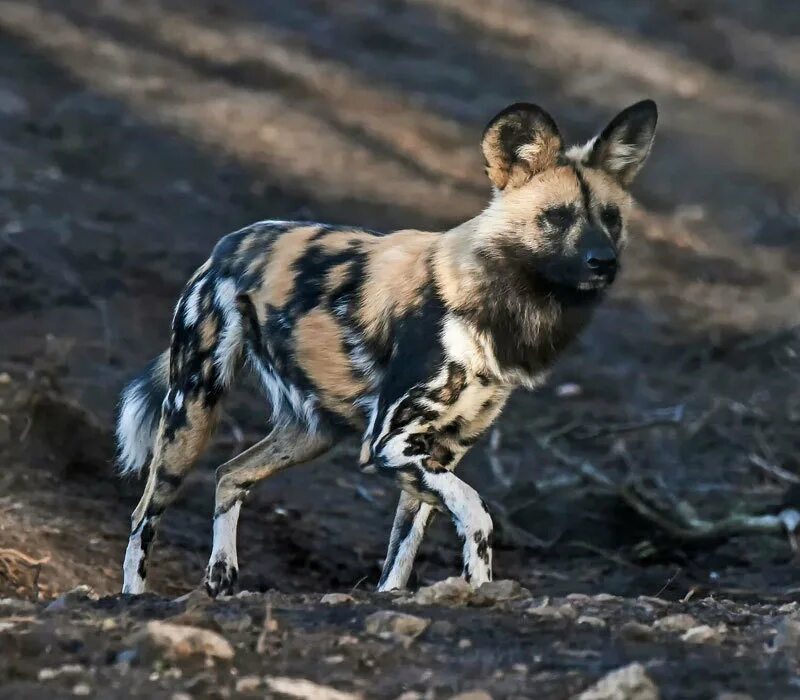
[
  {"xmin": 481, "ymin": 103, "xmax": 564, "ymax": 190},
  {"xmin": 585, "ymin": 100, "xmax": 658, "ymax": 187}
]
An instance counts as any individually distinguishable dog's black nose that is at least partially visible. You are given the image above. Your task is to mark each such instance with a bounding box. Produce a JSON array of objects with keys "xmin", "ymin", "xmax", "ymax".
[{"xmin": 584, "ymin": 247, "xmax": 617, "ymax": 276}]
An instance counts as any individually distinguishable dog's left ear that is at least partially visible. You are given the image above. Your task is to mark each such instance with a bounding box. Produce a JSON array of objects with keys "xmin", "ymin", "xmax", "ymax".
[
  {"xmin": 481, "ymin": 103, "xmax": 564, "ymax": 190},
  {"xmin": 586, "ymin": 100, "xmax": 658, "ymax": 186}
]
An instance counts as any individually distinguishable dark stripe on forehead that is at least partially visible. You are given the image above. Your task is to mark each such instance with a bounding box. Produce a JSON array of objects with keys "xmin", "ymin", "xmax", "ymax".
[{"xmin": 572, "ymin": 166, "xmax": 594, "ymax": 224}]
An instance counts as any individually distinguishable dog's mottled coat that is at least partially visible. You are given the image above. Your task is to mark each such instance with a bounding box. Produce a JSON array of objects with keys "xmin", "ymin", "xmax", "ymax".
[{"xmin": 117, "ymin": 100, "xmax": 658, "ymax": 596}]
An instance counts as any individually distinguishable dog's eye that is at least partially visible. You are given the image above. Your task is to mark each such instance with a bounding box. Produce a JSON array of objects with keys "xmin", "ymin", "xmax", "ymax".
[
  {"xmin": 541, "ymin": 205, "xmax": 575, "ymax": 230},
  {"xmin": 601, "ymin": 205, "xmax": 622, "ymax": 234}
]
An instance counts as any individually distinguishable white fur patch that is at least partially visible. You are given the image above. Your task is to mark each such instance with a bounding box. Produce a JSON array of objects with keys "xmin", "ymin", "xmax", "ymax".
[
  {"xmin": 183, "ymin": 277, "xmax": 206, "ymax": 327},
  {"xmin": 122, "ymin": 528, "xmax": 146, "ymax": 594},
  {"xmin": 116, "ymin": 379, "xmax": 157, "ymax": 475},
  {"xmin": 214, "ymin": 278, "xmax": 243, "ymax": 387},
  {"xmin": 377, "ymin": 503, "xmax": 434, "ymax": 592},
  {"xmin": 249, "ymin": 351, "xmax": 320, "ymax": 434},
  {"xmin": 565, "ymin": 137, "xmax": 597, "ymax": 164},
  {"xmin": 421, "ymin": 470, "xmax": 492, "ymax": 585},
  {"xmin": 209, "ymin": 501, "xmax": 241, "ymax": 572}
]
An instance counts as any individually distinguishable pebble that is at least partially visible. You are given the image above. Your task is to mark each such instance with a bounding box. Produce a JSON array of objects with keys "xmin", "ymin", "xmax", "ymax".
[
  {"xmin": 619, "ymin": 621, "xmax": 655, "ymax": 641},
  {"xmin": 235, "ymin": 675, "xmax": 261, "ymax": 692},
  {"xmin": 527, "ymin": 601, "xmax": 578, "ymax": 621},
  {"xmin": 577, "ymin": 615, "xmax": 607, "ymax": 629},
  {"xmin": 448, "ymin": 692, "xmax": 493, "ymax": 700},
  {"xmin": 364, "ymin": 611, "xmax": 430, "ymax": 646},
  {"xmin": 321, "ymin": 593, "xmax": 355, "ymax": 605},
  {"xmin": 473, "ymin": 579, "xmax": 531, "ymax": 605},
  {"xmin": 126, "ymin": 620, "xmax": 234, "ymax": 663},
  {"xmin": 577, "ymin": 662, "xmax": 659, "ymax": 700},
  {"xmin": 654, "ymin": 614, "xmax": 697, "ymax": 633},
  {"xmin": 681, "ymin": 624, "xmax": 725, "ymax": 644},
  {"xmin": 264, "ymin": 676, "xmax": 362, "ymax": 700},
  {"xmin": 0, "ymin": 87, "xmax": 29, "ymax": 118},
  {"xmin": 413, "ymin": 577, "xmax": 472, "ymax": 606},
  {"xmin": 45, "ymin": 585, "xmax": 97, "ymax": 612}
]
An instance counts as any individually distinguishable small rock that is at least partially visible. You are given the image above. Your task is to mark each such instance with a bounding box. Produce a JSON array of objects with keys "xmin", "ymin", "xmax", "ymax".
[
  {"xmin": 0, "ymin": 598, "xmax": 36, "ymax": 613},
  {"xmin": 527, "ymin": 601, "xmax": 578, "ymax": 621},
  {"xmin": 0, "ymin": 372, "xmax": 11, "ymax": 385},
  {"xmin": 619, "ymin": 621, "xmax": 655, "ymax": 641},
  {"xmin": 38, "ymin": 664, "xmax": 84, "ymax": 681},
  {"xmin": 458, "ymin": 638, "xmax": 472, "ymax": 649},
  {"xmin": 777, "ymin": 602, "xmax": 798, "ymax": 614},
  {"xmin": 127, "ymin": 620, "xmax": 234, "ymax": 663},
  {"xmin": 264, "ymin": 676, "xmax": 362, "ymax": 700},
  {"xmin": 45, "ymin": 585, "xmax": 97, "ymax": 612},
  {"xmin": 555, "ymin": 382, "xmax": 582, "ymax": 398},
  {"xmin": 171, "ymin": 694, "xmax": 193, "ymax": 700},
  {"xmin": 235, "ymin": 675, "xmax": 261, "ymax": 692},
  {"xmin": 395, "ymin": 693, "xmax": 423, "ymax": 700},
  {"xmin": 577, "ymin": 662, "xmax": 659, "ymax": 700},
  {"xmin": 365, "ymin": 611, "xmax": 430, "ymax": 646},
  {"xmin": 577, "ymin": 616, "xmax": 607, "ymax": 629},
  {"xmin": 654, "ymin": 614, "xmax": 697, "ymax": 633},
  {"xmin": 681, "ymin": 624, "xmax": 725, "ymax": 644},
  {"xmin": 566, "ymin": 593, "xmax": 591, "ymax": 603},
  {"xmin": 772, "ymin": 616, "xmax": 800, "ymax": 652},
  {"xmin": 0, "ymin": 87, "xmax": 29, "ymax": 118},
  {"xmin": 430, "ymin": 619, "xmax": 456, "ymax": 635},
  {"xmin": 321, "ymin": 593, "xmax": 355, "ymax": 605},
  {"xmin": 449, "ymin": 692, "xmax": 493, "ymax": 700},
  {"xmin": 592, "ymin": 593, "xmax": 623, "ymax": 604},
  {"xmin": 636, "ymin": 596, "xmax": 670, "ymax": 608},
  {"xmin": 473, "ymin": 579, "xmax": 530, "ymax": 605},
  {"xmin": 413, "ymin": 577, "xmax": 472, "ymax": 606},
  {"xmin": 72, "ymin": 684, "xmax": 91, "ymax": 696}
]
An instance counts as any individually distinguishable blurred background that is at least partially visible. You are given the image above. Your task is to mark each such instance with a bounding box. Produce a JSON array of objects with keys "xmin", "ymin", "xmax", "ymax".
[{"xmin": 0, "ymin": 0, "xmax": 799, "ymax": 607}]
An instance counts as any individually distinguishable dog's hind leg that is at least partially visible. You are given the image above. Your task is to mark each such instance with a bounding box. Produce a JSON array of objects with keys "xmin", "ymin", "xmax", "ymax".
[
  {"xmin": 205, "ymin": 424, "xmax": 332, "ymax": 597},
  {"xmin": 377, "ymin": 492, "xmax": 435, "ymax": 592},
  {"xmin": 122, "ymin": 395, "xmax": 219, "ymax": 594}
]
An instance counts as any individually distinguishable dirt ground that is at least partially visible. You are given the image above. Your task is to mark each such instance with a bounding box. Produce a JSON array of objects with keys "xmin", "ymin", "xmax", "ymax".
[{"xmin": 1, "ymin": 0, "xmax": 799, "ymax": 697}]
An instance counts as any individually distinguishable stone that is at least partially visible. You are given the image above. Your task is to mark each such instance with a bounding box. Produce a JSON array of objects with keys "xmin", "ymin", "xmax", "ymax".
[
  {"xmin": 235, "ymin": 675, "xmax": 261, "ymax": 692},
  {"xmin": 45, "ymin": 585, "xmax": 97, "ymax": 612},
  {"xmin": 618, "ymin": 622, "xmax": 655, "ymax": 641},
  {"xmin": 264, "ymin": 676, "xmax": 362, "ymax": 700},
  {"xmin": 413, "ymin": 577, "xmax": 472, "ymax": 606},
  {"xmin": 321, "ymin": 593, "xmax": 355, "ymax": 605},
  {"xmin": 681, "ymin": 625, "xmax": 725, "ymax": 644},
  {"xmin": 577, "ymin": 662, "xmax": 659, "ymax": 700},
  {"xmin": 577, "ymin": 616, "xmax": 607, "ymax": 629},
  {"xmin": 365, "ymin": 611, "xmax": 430, "ymax": 645},
  {"xmin": 654, "ymin": 614, "xmax": 697, "ymax": 633},
  {"xmin": 473, "ymin": 580, "xmax": 530, "ymax": 605},
  {"xmin": 127, "ymin": 620, "xmax": 234, "ymax": 663},
  {"xmin": 527, "ymin": 601, "xmax": 578, "ymax": 621},
  {"xmin": 449, "ymin": 692, "xmax": 493, "ymax": 700},
  {"xmin": 0, "ymin": 87, "xmax": 29, "ymax": 118},
  {"xmin": 592, "ymin": 593, "xmax": 623, "ymax": 604}
]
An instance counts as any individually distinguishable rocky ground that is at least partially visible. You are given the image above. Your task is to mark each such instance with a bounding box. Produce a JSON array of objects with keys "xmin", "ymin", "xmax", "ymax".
[{"xmin": 0, "ymin": 0, "xmax": 799, "ymax": 697}]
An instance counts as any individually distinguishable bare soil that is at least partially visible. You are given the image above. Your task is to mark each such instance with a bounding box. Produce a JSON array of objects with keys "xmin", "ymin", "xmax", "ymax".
[{"xmin": 0, "ymin": 0, "xmax": 799, "ymax": 697}]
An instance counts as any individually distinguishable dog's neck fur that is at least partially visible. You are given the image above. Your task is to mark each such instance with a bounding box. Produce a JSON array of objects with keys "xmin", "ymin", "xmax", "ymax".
[{"xmin": 432, "ymin": 213, "xmax": 602, "ymax": 381}]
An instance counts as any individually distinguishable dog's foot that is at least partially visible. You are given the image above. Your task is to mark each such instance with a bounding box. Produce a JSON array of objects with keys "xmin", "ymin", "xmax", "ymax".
[{"xmin": 205, "ymin": 555, "xmax": 238, "ymax": 598}]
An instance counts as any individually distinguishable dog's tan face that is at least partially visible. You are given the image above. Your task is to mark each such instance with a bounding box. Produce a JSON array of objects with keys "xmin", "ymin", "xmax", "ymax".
[{"xmin": 479, "ymin": 100, "xmax": 658, "ymax": 293}]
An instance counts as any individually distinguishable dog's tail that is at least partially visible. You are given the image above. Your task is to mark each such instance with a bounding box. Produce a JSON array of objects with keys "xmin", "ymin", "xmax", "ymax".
[{"xmin": 115, "ymin": 351, "xmax": 170, "ymax": 476}]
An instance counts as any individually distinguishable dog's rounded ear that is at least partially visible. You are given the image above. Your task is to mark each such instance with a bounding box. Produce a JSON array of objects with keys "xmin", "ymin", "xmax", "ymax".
[
  {"xmin": 586, "ymin": 100, "xmax": 658, "ymax": 186},
  {"xmin": 481, "ymin": 103, "xmax": 563, "ymax": 190}
]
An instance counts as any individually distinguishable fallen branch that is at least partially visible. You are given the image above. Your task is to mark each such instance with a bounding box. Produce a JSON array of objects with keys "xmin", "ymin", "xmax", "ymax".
[{"xmin": 535, "ymin": 433, "xmax": 800, "ymax": 548}]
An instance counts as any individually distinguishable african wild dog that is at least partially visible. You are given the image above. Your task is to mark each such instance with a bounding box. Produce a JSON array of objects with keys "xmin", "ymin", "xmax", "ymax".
[{"xmin": 117, "ymin": 100, "xmax": 658, "ymax": 596}]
